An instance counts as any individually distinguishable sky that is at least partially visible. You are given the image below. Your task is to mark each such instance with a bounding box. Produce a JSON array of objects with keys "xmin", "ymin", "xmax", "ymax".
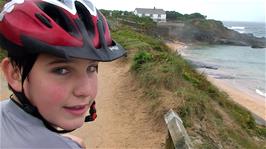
[{"xmin": 92, "ymin": 0, "xmax": 265, "ymax": 22}]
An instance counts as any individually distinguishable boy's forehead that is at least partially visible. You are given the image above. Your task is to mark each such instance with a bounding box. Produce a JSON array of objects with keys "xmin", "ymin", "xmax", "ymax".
[{"xmin": 39, "ymin": 53, "xmax": 97, "ymax": 64}]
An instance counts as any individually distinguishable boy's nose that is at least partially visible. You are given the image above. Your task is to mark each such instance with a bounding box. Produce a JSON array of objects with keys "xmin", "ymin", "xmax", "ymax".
[{"xmin": 73, "ymin": 75, "xmax": 97, "ymax": 99}]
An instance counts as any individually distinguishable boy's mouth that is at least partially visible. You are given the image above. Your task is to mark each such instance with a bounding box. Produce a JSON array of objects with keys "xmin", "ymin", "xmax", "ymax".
[{"xmin": 63, "ymin": 105, "xmax": 88, "ymax": 116}]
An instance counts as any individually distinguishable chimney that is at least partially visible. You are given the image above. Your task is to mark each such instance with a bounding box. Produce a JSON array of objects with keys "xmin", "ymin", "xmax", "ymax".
[{"xmin": 154, "ymin": 6, "xmax": 155, "ymax": 10}]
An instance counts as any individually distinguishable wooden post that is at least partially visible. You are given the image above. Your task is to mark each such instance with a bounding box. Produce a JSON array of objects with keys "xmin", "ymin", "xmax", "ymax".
[{"xmin": 164, "ymin": 109, "xmax": 193, "ymax": 149}]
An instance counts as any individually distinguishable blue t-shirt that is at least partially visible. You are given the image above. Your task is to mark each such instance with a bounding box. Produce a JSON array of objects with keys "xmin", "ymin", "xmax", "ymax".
[{"xmin": 0, "ymin": 99, "xmax": 82, "ymax": 148}]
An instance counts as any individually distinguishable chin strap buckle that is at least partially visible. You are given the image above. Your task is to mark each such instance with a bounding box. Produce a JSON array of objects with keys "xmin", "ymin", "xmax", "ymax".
[{"xmin": 85, "ymin": 101, "xmax": 97, "ymax": 122}]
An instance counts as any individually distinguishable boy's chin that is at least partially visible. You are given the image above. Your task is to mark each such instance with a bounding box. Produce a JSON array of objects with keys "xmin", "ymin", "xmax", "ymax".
[{"xmin": 59, "ymin": 119, "xmax": 85, "ymax": 130}]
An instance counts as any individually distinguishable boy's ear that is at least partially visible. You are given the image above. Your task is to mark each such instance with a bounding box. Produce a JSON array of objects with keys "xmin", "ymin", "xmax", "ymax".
[{"xmin": 1, "ymin": 58, "xmax": 22, "ymax": 92}]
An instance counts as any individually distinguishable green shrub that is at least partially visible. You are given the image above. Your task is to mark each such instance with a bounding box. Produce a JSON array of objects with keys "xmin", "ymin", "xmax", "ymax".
[
  {"xmin": 256, "ymin": 127, "xmax": 266, "ymax": 137},
  {"xmin": 132, "ymin": 50, "xmax": 153, "ymax": 71},
  {"xmin": 182, "ymin": 71, "xmax": 200, "ymax": 85}
]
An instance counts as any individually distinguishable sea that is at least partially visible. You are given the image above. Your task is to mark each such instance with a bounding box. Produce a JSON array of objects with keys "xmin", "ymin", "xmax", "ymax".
[{"xmin": 182, "ymin": 21, "xmax": 266, "ymax": 100}]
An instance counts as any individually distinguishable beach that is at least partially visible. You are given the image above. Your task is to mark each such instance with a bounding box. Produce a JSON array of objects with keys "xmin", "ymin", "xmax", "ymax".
[
  {"xmin": 165, "ymin": 40, "xmax": 187, "ymax": 55},
  {"xmin": 166, "ymin": 41, "xmax": 266, "ymax": 126},
  {"xmin": 207, "ymin": 75, "xmax": 266, "ymax": 125}
]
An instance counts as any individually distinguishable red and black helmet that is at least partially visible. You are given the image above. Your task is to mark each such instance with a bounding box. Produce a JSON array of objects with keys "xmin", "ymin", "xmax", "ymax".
[{"xmin": 0, "ymin": 0, "xmax": 125, "ymax": 61}]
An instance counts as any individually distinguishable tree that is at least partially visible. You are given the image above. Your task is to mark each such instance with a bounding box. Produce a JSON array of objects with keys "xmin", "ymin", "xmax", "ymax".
[{"xmin": 166, "ymin": 11, "xmax": 207, "ymax": 21}]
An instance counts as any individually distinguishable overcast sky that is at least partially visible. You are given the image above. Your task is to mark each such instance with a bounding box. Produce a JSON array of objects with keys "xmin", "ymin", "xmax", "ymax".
[{"xmin": 92, "ymin": 0, "xmax": 265, "ymax": 22}]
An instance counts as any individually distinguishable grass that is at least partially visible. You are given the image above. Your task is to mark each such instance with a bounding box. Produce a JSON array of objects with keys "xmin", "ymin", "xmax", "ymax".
[
  {"xmin": 112, "ymin": 26, "xmax": 266, "ymax": 148},
  {"xmin": 0, "ymin": 0, "xmax": 4, "ymax": 8},
  {"xmin": 0, "ymin": 48, "xmax": 7, "ymax": 61},
  {"xmin": 112, "ymin": 26, "xmax": 170, "ymax": 52}
]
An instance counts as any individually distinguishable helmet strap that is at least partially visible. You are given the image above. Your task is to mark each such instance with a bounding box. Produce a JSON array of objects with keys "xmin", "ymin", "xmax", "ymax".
[
  {"xmin": 85, "ymin": 101, "xmax": 97, "ymax": 122},
  {"xmin": 10, "ymin": 92, "xmax": 75, "ymax": 134},
  {"xmin": 10, "ymin": 90, "xmax": 97, "ymax": 133}
]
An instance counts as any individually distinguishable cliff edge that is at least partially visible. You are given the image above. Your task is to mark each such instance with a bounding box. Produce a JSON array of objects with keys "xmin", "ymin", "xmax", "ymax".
[{"xmin": 157, "ymin": 19, "xmax": 266, "ymax": 48}]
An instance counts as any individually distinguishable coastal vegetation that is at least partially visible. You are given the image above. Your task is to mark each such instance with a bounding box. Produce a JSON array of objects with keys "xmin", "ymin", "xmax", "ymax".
[
  {"xmin": 109, "ymin": 12, "xmax": 266, "ymax": 148},
  {"xmin": 166, "ymin": 11, "xmax": 207, "ymax": 21},
  {"xmin": 102, "ymin": 9, "xmax": 265, "ymax": 48},
  {"xmin": 0, "ymin": 0, "xmax": 3, "ymax": 8},
  {"xmin": 100, "ymin": 9, "xmax": 156, "ymax": 33}
]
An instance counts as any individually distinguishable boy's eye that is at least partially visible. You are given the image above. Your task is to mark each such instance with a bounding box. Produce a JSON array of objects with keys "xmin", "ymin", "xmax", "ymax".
[
  {"xmin": 52, "ymin": 67, "xmax": 69, "ymax": 75},
  {"xmin": 87, "ymin": 65, "xmax": 98, "ymax": 73}
]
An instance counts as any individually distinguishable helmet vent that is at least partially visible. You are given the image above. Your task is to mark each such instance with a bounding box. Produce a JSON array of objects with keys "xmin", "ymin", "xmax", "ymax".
[
  {"xmin": 75, "ymin": 1, "xmax": 94, "ymax": 37},
  {"xmin": 35, "ymin": 13, "xmax": 52, "ymax": 28},
  {"xmin": 37, "ymin": 2, "xmax": 78, "ymax": 37},
  {"xmin": 97, "ymin": 11, "xmax": 106, "ymax": 33}
]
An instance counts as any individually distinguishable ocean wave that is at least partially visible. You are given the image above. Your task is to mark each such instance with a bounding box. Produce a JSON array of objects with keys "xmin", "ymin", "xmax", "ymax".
[
  {"xmin": 186, "ymin": 60, "xmax": 219, "ymax": 70},
  {"xmin": 207, "ymin": 73, "xmax": 236, "ymax": 80},
  {"xmin": 213, "ymin": 58, "xmax": 266, "ymax": 65},
  {"xmin": 255, "ymin": 89, "xmax": 266, "ymax": 97},
  {"xmin": 229, "ymin": 26, "xmax": 245, "ymax": 30},
  {"xmin": 229, "ymin": 26, "xmax": 245, "ymax": 33}
]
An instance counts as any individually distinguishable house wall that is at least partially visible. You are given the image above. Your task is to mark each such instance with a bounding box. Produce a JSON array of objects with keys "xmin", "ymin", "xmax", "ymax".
[
  {"xmin": 134, "ymin": 10, "xmax": 166, "ymax": 22},
  {"xmin": 153, "ymin": 14, "xmax": 166, "ymax": 22}
]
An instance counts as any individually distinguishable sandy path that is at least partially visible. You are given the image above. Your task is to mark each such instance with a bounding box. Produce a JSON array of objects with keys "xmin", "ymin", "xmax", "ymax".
[{"xmin": 72, "ymin": 60, "xmax": 166, "ymax": 148}]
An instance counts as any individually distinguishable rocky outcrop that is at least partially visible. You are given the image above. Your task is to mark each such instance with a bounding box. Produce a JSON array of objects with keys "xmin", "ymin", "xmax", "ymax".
[{"xmin": 156, "ymin": 20, "xmax": 266, "ymax": 48}]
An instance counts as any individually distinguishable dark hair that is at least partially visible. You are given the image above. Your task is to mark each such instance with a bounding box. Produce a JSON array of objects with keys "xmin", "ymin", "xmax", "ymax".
[
  {"xmin": 6, "ymin": 52, "xmax": 40, "ymax": 117},
  {"xmin": 8, "ymin": 53, "xmax": 39, "ymax": 89}
]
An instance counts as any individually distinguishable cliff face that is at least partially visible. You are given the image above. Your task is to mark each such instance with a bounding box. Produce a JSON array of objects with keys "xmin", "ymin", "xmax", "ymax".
[{"xmin": 157, "ymin": 19, "xmax": 266, "ymax": 48}]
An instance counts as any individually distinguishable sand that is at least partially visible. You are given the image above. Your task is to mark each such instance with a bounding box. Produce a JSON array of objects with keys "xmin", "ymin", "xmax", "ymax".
[
  {"xmin": 207, "ymin": 76, "xmax": 266, "ymax": 125},
  {"xmin": 165, "ymin": 40, "xmax": 187, "ymax": 55},
  {"xmin": 166, "ymin": 41, "xmax": 266, "ymax": 126}
]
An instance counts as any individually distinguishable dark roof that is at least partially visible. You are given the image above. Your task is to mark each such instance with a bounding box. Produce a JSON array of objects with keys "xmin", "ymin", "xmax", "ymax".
[{"xmin": 135, "ymin": 8, "xmax": 165, "ymax": 15}]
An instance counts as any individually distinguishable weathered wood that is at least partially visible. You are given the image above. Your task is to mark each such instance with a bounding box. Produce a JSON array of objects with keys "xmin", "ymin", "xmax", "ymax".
[{"xmin": 164, "ymin": 109, "xmax": 193, "ymax": 149}]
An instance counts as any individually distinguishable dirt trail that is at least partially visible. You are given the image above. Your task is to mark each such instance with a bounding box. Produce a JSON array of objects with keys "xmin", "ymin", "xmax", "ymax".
[{"xmin": 72, "ymin": 60, "xmax": 167, "ymax": 148}]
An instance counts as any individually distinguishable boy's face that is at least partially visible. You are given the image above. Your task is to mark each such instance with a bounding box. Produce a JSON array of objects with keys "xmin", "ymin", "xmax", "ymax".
[{"xmin": 23, "ymin": 54, "xmax": 98, "ymax": 130}]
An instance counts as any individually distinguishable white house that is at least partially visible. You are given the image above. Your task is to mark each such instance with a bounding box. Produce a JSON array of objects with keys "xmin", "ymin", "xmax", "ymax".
[{"xmin": 134, "ymin": 7, "xmax": 166, "ymax": 22}]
